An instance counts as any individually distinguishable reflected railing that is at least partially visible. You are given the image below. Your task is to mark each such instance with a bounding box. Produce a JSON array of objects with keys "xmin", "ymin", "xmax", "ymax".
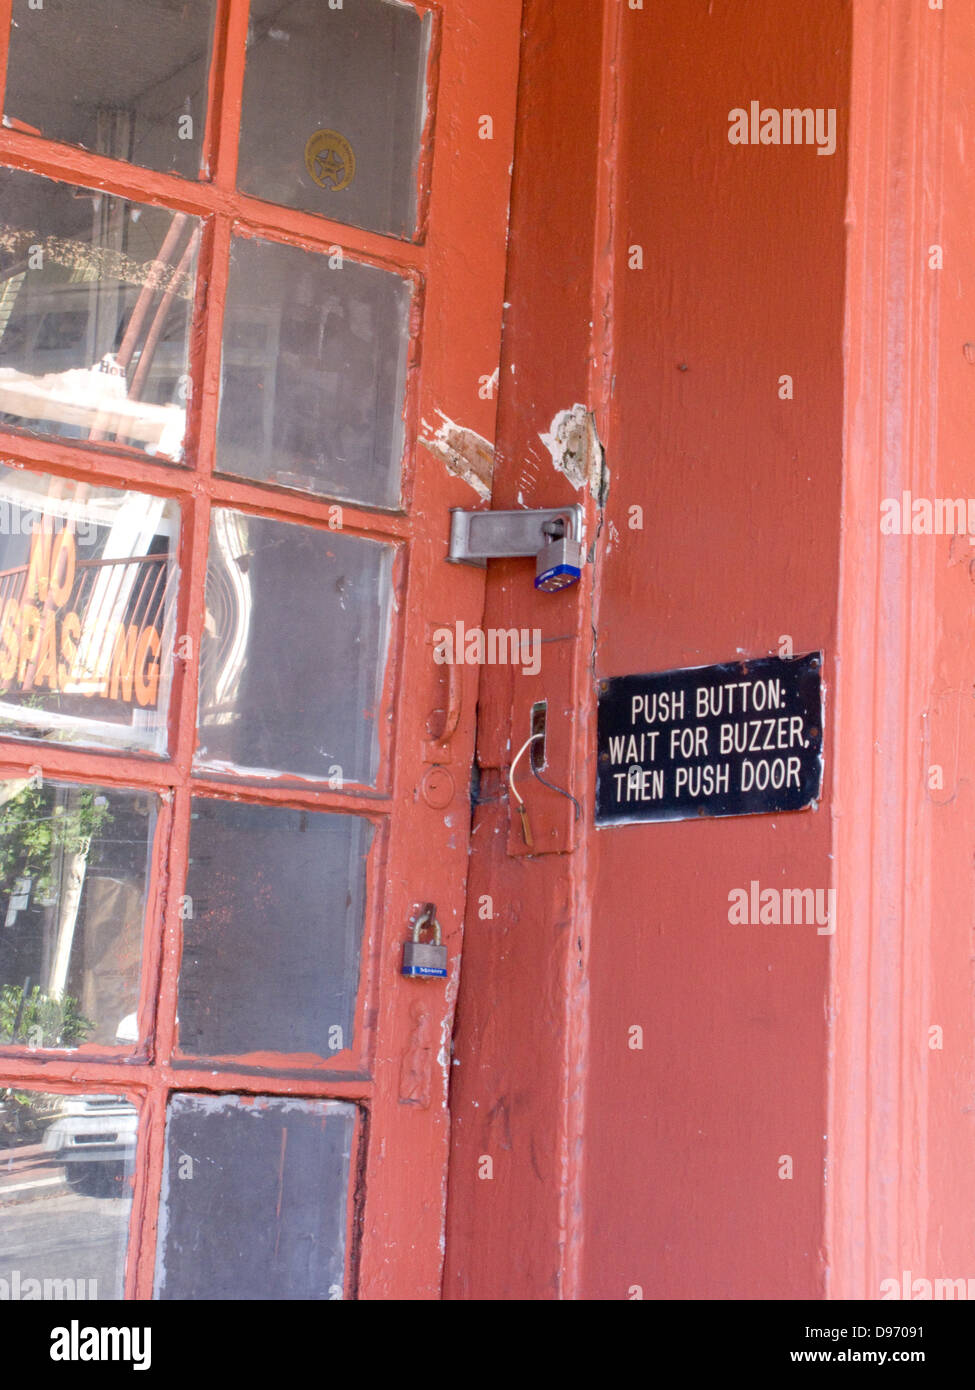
[{"xmin": 0, "ymin": 196, "xmax": 198, "ymax": 460}]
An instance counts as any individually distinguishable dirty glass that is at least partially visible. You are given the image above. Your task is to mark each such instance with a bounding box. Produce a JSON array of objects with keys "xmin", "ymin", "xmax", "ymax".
[
  {"xmin": 195, "ymin": 510, "xmax": 392, "ymax": 784},
  {"xmin": 155, "ymin": 1093, "xmax": 355, "ymax": 1299},
  {"xmin": 3, "ymin": 0, "xmax": 216, "ymax": 179},
  {"xmin": 177, "ymin": 799, "xmax": 371, "ymax": 1060},
  {"xmin": 0, "ymin": 1086, "xmax": 136, "ymax": 1301},
  {"xmin": 217, "ymin": 235, "xmax": 410, "ymax": 509},
  {"xmin": 0, "ymin": 169, "xmax": 198, "ymax": 460},
  {"xmin": 237, "ymin": 0, "xmax": 430, "ymax": 239},
  {"xmin": 0, "ymin": 778, "xmax": 153, "ymax": 1052},
  {"xmin": 0, "ymin": 466, "xmax": 178, "ymax": 756}
]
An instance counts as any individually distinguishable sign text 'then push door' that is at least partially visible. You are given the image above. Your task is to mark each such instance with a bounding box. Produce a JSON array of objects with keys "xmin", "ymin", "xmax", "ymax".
[{"xmin": 596, "ymin": 653, "xmax": 823, "ymax": 825}]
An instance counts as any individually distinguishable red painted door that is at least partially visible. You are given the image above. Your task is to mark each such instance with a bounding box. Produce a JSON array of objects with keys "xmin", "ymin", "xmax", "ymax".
[{"xmin": 0, "ymin": 0, "xmax": 520, "ymax": 1300}]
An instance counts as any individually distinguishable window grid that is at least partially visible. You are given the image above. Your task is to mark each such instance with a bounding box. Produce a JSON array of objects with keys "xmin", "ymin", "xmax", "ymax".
[{"xmin": 0, "ymin": 0, "xmax": 434, "ymax": 1298}]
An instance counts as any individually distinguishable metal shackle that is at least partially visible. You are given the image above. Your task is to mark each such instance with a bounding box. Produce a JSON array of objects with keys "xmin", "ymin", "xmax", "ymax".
[{"xmin": 412, "ymin": 907, "xmax": 442, "ymax": 946}]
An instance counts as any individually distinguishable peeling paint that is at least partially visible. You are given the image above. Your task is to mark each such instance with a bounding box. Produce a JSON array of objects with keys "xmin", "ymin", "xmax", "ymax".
[
  {"xmin": 539, "ymin": 404, "xmax": 608, "ymax": 502},
  {"xmin": 419, "ymin": 411, "xmax": 495, "ymax": 500}
]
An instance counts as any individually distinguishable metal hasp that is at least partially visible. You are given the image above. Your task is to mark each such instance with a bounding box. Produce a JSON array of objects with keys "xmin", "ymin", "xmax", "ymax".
[{"xmin": 447, "ymin": 505, "xmax": 585, "ymax": 592}]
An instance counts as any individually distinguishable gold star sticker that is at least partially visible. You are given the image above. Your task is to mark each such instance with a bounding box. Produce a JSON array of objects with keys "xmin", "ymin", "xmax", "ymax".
[{"xmin": 315, "ymin": 150, "xmax": 345, "ymax": 186}]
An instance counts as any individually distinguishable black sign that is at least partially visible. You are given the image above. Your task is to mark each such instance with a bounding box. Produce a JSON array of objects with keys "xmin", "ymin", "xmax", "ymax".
[{"xmin": 596, "ymin": 652, "xmax": 823, "ymax": 825}]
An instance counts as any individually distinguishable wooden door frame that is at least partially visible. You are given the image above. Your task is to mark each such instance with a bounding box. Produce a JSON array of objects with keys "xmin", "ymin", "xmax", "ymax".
[{"xmin": 828, "ymin": 0, "xmax": 965, "ymax": 1301}]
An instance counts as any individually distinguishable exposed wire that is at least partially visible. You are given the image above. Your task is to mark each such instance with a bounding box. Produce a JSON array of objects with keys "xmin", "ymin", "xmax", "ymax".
[
  {"xmin": 509, "ymin": 732, "xmax": 543, "ymax": 847},
  {"xmin": 508, "ymin": 732, "xmax": 543, "ymax": 806},
  {"xmin": 530, "ymin": 760, "xmax": 583, "ymax": 821},
  {"xmin": 509, "ymin": 730, "xmax": 583, "ymax": 829}
]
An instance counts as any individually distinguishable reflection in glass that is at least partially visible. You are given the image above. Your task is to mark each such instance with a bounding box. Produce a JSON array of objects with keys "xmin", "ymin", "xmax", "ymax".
[
  {"xmin": 0, "ymin": 1086, "xmax": 135, "ymax": 1301},
  {"xmin": 156, "ymin": 1093, "xmax": 355, "ymax": 1299},
  {"xmin": 218, "ymin": 235, "xmax": 410, "ymax": 508},
  {"xmin": 0, "ymin": 779, "xmax": 153, "ymax": 1051},
  {"xmin": 178, "ymin": 799, "xmax": 371, "ymax": 1060},
  {"xmin": 0, "ymin": 169, "xmax": 198, "ymax": 459},
  {"xmin": 195, "ymin": 510, "xmax": 392, "ymax": 783},
  {"xmin": 3, "ymin": 0, "xmax": 216, "ymax": 179},
  {"xmin": 238, "ymin": 0, "xmax": 430, "ymax": 238},
  {"xmin": 0, "ymin": 466, "xmax": 178, "ymax": 756}
]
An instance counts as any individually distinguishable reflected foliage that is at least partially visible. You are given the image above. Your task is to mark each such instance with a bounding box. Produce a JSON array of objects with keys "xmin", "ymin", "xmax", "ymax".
[
  {"xmin": 0, "ymin": 982, "xmax": 93, "ymax": 1047},
  {"xmin": 0, "ymin": 784, "xmax": 111, "ymax": 900}
]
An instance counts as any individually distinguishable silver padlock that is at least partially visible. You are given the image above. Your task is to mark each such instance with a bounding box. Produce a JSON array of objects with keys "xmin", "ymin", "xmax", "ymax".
[
  {"xmin": 401, "ymin": 908, "xmax": 448, "ymax": 979},
  {"xmin": 535, "ymin": 533, "xmax": 584, "ymax": 592}
]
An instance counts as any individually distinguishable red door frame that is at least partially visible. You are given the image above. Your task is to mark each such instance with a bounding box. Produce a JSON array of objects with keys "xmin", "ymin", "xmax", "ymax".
[
  {"xmin": 829, "ymin": 0, "xmax": 975, "ymax": 1299},
  {"xmin": 0, "ymin": 0, "xmax": 522, "ymax": 1299}
]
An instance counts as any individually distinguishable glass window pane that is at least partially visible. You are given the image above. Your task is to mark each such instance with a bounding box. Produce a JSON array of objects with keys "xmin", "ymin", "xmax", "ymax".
[
  {"xmin": 178, "ymin": 799, "xmax": 371, "ymax": 1060},
  {"xmin": 237, "ymin": 0, "xmax": 430, "ymax": 239},
  {"xmin": 0, "ymin": 169, "xmax": 198, "ymax": 460},
  {"xmin": 156, "ymin": 1093, "xmax": 355, "ymax": 1300},
  {"xmin": 4, "ymin": 0, "xmax": 215, "ymax": 178},
  {"xmin": 195, "ymin": 511, "xmax": 392, "ymax": 784},
  {"xmin": 217, "ymin": 235, "xmax": 410, "ymax": 509},
  {"xmin": 0, "ymin": 779, "xmax": 154, "ymax": 1052},
  {"xmin": 0, "ymin": 467, "xmax": 178, "ymax": 756},
  {"xmin": 1, "ymin": 1086, "xmax": 136, "ymax": 1301}
]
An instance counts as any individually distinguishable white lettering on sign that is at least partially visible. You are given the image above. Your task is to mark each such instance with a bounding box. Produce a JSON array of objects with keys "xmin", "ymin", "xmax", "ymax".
[
  {"xmin": 607, "ymin": 690, "xmax": 804, "ymax": 794},
  {"xmin": 718, "ymin": 715, "xmax": 805, "ymax": 754},
  {"xmin": 630, "ymin": 690, "xmax": 685, "ymax": 723},
  {"xmin": 607, "ymin": 731, "xmax": 660, "ymax": 764},
  {"xmin": 695, "ymin": 678, "xmax": 783, "ymax": 717},
  {"xmin": 611, "ymin": 766, "xmax": 665, "ymax": 802}
]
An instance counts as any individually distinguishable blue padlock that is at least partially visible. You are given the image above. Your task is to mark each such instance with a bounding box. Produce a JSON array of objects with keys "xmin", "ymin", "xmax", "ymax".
[{"xmin": 535, "ymin": 535, "xmax": 584, "ymax": 592}]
